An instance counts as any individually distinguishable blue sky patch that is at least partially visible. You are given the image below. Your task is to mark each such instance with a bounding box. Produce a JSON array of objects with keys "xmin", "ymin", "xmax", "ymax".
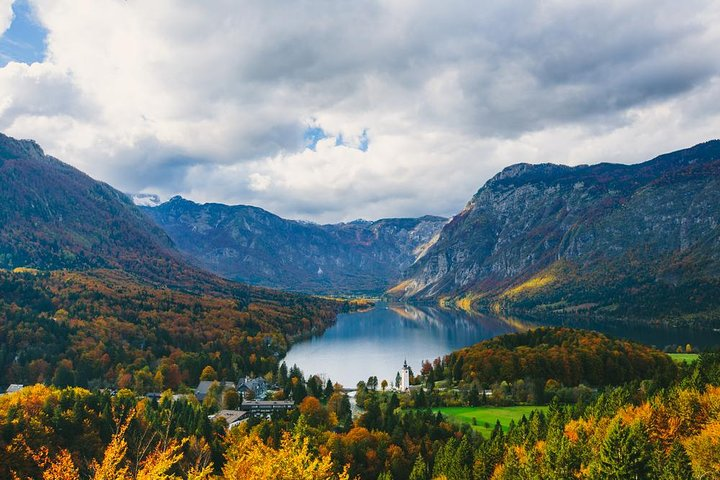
[
  {"xmin": 358, "ymin": 129, "xmax": 369, "ymax": 152},
  {"xmin": 303, "ymin": 126, "xmax": 327, "ymax": 150},
  {"xmin": 0, "ymin": 0, "xmax": 47, "ymax": 67}
]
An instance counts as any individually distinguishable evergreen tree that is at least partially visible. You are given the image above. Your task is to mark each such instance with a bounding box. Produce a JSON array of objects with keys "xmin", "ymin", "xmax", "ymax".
[
  {"xmin": 278, "ymin": 362, "xmax": 288, "ymax": 387},
  {"xmin": 409, "ymin": 454, "xmax": 429, "ymax": 480},
  {"xmin": 468, "ymin": 384, "xmax": 480, "ymax": 406},
  {"xmin": 359, "ymin": 394, "xmax": 383, "ymax": 431},
  {"xmin": 323, "ymin": 379, "xmax": 334, "ymax": 400},
  {"xmin": 383, "ymin": 393, "xmax": 400, "ymax": 432},
  {"xmin": 307, "ymin": 375, "xmax": 323, "ymax": 398},
  {"xmin": 596, "ymin": 419, "xmax": 652, "ymax": 480},
  {"xmin": 292, "ymin": 379, "xmax": 307, "ymax": 404},
  {"xmin": 659, "ymin": 441, "xmax": 693, "ymax": 480},
  {"xmin": 339, "ymin": 394, "xmax": 352, "ymax": 427}
]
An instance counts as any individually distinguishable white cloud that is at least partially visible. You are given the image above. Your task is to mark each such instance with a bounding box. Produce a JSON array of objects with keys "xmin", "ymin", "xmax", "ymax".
[
  {"xmin": 0, "ymin": 0, "xmax": 12, "ymax": 36},
  {"xmin": 248, "ymin": 172, "xmax": 271, "ymax": 192},
  {"xmin": 0, "ymin": 0, "xmax": 719, "ymax": 222}
]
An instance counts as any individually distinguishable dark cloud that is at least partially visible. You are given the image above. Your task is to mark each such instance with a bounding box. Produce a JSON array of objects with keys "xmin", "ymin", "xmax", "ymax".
[{"xmin": 1, "ymin": 0, "xmax": 719, "ymax": 222}]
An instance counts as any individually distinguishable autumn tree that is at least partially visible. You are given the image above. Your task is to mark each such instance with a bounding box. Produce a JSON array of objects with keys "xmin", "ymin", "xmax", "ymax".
[{"xmin": 200, "ymin": 366, "xmax": 218, "ymax": 381}]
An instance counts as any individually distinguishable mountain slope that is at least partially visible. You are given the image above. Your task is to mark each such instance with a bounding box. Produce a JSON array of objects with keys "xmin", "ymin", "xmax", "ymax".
[
  {"xmin": 0, "ymin": 132, "xmax": 345, "ymax": 387},
  {"xmin": 0, "ymin": 133, "xmax": 181, "ymax": 279},
  {"xmin": 142, "ymin": 197, "xmax": 446, "ymax": 294},
  {"xmin": 394, "ymin": 141, "xmax": 720, "ymax": 324}
]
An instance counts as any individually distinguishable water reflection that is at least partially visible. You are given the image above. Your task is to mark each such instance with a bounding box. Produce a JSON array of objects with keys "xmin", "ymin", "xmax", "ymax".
[
  {"xmin": 282, "ymin": 303, "xmax": 517, "ymax": 388},
  {"xmin": 282, "ymin": 303, "xmax": 720, "ymax": 388}
]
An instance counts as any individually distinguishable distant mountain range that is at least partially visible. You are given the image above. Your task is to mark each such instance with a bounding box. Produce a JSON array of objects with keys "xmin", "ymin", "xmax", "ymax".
[
  {"xmin": 4, "ymin": 130, "xmax": 720, "ymax": 324},
  {"xmin": 141, "ymin": 197, "xmax": 446, "ymax": 294},
  {"xmin": 0, "ymin": 131, "xmax": 341, "ymax": 303},
  {"xmin": 392, "ymin": 141, "xmax": 720, "ymax": 325}
]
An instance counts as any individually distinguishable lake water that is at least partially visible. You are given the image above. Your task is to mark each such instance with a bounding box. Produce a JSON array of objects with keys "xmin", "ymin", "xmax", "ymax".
[{"xmin": 282, "ymin": 303, "xmax": 720, "ymax": 388}]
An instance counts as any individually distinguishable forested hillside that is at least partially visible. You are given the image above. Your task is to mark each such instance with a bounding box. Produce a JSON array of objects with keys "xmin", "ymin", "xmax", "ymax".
[
  {"xmin": 2, "ymin": 333, "xmax": 720, "ymax": 479},
  {"xmin": 0, "ymin": 268, "xmax": 342, "ymax": 389},
  {"xmin": 435, "ymin": 327, "xmax": 677, "ymax": 388},
  {"xmin": 0, "ymin": 132, "xmax": 349, "ymax": 389}
]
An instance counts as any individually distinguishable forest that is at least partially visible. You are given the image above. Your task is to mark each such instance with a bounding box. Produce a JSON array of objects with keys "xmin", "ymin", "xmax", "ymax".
[
  {"xmin": 2, "ymin": 328, "xmax": 719, "ymax": 479},
  {"xmin": 0, "ymin": 268, "xmax": 345, "ymax": 390}
]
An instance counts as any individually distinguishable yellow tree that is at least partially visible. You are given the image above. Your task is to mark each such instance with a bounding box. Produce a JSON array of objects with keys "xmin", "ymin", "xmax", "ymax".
[{"xmin": 222, "ymin": 430, "xmax": 349, "ymax": 480}]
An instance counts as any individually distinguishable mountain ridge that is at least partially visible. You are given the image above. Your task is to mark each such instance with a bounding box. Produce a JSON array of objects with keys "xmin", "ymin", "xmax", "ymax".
[
  {"xmin": 141, "ymin": 196, "xmax": 447, "ymax": 294},
  {"xmin": 393, "ymin": 140, "xmax": 720, "ymax": 325}
]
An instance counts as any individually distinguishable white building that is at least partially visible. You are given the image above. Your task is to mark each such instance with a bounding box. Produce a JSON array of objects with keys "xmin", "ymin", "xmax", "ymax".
[{"xmin": 400, "ymin": 360, "xmax": 410, "ymax": 391}]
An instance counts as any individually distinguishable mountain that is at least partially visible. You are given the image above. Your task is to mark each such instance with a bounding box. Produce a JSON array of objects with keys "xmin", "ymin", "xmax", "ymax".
[
  {"xmin": 393, "ymin": 141, "xmax": 720, "ymax": 325},
  {"xmin": 0, "ymin": 133, "xmax": 184, "ymax": 279},
  {"xmin": 141, "ymin": 197, "xmax": 446, "ymax": 294},
  {"xmin": 0, "ymin": 132, "xmax": 345, "ymax": 388}
]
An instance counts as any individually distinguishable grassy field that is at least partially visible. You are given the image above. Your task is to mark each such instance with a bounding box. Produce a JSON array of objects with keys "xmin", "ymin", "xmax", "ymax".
[
  {"xmin": 433, "ymin": 406, "xmax": 549, "ymax": 437},
  {"xmin": 669, "ymin": 353, "xmax": 700, "ymax": 364}
]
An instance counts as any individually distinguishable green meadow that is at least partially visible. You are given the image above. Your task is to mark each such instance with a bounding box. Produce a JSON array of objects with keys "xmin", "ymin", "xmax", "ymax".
[
  {"xmin": 668, "ymin": 353, "xmax": 700, "ymax": 364},
  {"xmin": 433, "ymin": 406, "xmax": 550, "ymax": 437}
]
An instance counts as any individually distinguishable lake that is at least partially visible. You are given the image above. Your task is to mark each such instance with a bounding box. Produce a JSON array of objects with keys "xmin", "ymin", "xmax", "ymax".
[{"xmin": 281, "ymin": 303, "xmax": 720, "ymax": 388}]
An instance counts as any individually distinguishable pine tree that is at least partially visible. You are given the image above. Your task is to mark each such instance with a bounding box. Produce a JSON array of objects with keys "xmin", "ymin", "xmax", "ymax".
[
  {"xmin": 596, "ymin": 419, "xmax": 652, "ymax": 480},
  {"xmin": 409, "ymin": 454, "xmax": 429, "ymax": 480},
  {"xmin": 659, "ymin": 441, "xmax": 693, "ymax": 480}
]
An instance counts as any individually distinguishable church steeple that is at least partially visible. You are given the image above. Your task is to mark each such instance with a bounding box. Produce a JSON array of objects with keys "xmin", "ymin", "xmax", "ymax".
[{"xmin": 400, "ymin": 359, "xmax": 410, "ymax": 391}]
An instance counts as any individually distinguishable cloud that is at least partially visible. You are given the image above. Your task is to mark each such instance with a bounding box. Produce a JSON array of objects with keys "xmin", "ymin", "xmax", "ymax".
[
  {"xmin": 0, "ymin": 0, "xmax": 719, "ymax": 222},
  {"xmin": 0, "ymin": 0, "xmax": 12, "ymax": 36}
]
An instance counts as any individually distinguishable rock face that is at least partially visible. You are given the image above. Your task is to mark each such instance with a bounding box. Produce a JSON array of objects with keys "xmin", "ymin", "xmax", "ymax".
[
  {"xmin": 142, "ymin": 197, "xmax": 446, "ymax": 294},
  {"xmin": 395, "ymin": 141, "xmax": 720, "ymax": 322}
]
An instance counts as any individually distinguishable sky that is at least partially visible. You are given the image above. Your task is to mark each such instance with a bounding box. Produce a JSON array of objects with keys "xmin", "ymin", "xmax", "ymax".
[{"xmin": 1, "ymin": 0, "xmax": 720, "ymax": 223}]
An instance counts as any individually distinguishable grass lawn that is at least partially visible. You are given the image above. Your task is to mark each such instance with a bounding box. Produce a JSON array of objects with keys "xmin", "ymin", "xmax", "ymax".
[
  {"xmin": 433, "ymin": 405, "xmax": 549, "ymax": 437},
  {"xmin": 669, "ymin": 353, "xmax": 699, "ymax": 364}
]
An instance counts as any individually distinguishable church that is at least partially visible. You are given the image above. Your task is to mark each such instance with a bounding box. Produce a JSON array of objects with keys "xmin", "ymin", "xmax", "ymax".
[{"xmin": 400, "ymin": 360, "xmax": 410, "ymax": 392}]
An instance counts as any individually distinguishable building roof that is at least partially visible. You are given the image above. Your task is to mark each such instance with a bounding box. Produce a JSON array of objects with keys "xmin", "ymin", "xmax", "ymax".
[
  {"xmin": 241, "ymin": 400, "xmax": 295, "ymax": 410},
  {"xmin": 211, "ymin": 409, "xmax": 248, "ymax": 426},
  {"xmin": 5, "ymin": 384, "xmax": 23, "ymax": 394},
  {"xmin": 238, "ymin": 377, "xmax": 267, "ymax": 392},
  {"xmin": 195, "ymin": 380, "xmax": 236, "ymax": 396}
]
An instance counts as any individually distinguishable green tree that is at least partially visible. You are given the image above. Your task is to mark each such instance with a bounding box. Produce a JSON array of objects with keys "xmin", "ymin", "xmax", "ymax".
[
  {"xmin": 409, "ymin": 454, "xmax": 429, "ymax": 480},
  {"xmin": 323, "ymin": 379, "xmax": 334, "ymax": 400},
  {"xmin": 52, "ymin": 361, "xmax": 76, "ymax": 388},
  {"xmin": 659, "ymin": 441, "xmax": 693, "ymax": 480},
  {"xmin": 596, "ymin": 419, "xmax": 653, "ymax": 480},
  {"xmin": 223, "ymin": 389, "xmax": 241, "ymax": 410}
]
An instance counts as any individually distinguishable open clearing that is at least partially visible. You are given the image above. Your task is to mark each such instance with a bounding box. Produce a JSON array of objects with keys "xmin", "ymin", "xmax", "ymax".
[
  {"xmin": 669, "ymin": 353, "xmax": 699, "ymax": 364},
  {"xmin": 433, "ymin": 405, "xmax": 549, "ymax": 437}
]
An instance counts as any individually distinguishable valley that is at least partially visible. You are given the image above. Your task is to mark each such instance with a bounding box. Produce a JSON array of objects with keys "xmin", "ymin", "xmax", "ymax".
[{"xmin": 1, "ymin": 131, "xmax": 720, "ymax": 479}]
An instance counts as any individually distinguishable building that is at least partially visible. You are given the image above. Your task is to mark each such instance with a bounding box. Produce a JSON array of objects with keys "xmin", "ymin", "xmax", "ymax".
[
  {"xmin": 194, "ymin": 380, "xmax": 236, "ymax": 401},
  {"xmin": 237, "ymin": 376, "xmax": 267, "ymax": 399},
  {"xmin": 210, "ymin": 409, "xmax": 248, "ymax": 429},
  {"xmin": 239, "ymin": 400, "xmax": 295, "ymax": 414},
  {"xmin": 2, "ymin": 384, "xmax": 23, "ymax": 395},
  {"xmin": 400, "ymin": 360, "xmax": 410, "ymax": 392}
]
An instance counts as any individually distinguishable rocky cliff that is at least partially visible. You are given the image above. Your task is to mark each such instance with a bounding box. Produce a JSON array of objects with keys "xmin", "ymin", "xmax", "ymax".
[{"xmin": 393, "ymin": 141, "xmax": 720, "ymax": 324}]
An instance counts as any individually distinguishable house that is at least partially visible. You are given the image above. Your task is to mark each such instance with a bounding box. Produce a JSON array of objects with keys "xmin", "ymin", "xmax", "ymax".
[
  {"xmin": 3, "ymin": 384, "xmax": 23, "ymax": 395},
  {"xmin": 210, "ymin": 409, "xmax": 248, "ymax": 429},
  {"xmin": 237, "ymin": 376, "xmax": 267, "ymax": 399},
  {"xmin": 194, "ymin": 380, "xmax": 236, "ymax": 401},
  {"xmin": 239, "ymin": 400, "xmax": 294, "ymax": 414}
]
